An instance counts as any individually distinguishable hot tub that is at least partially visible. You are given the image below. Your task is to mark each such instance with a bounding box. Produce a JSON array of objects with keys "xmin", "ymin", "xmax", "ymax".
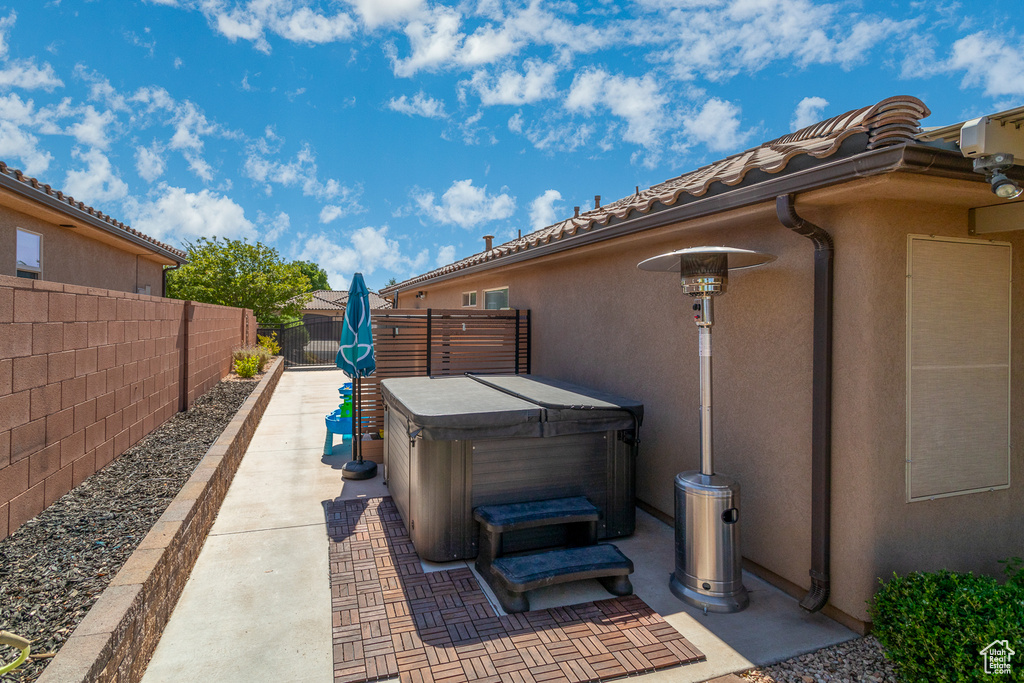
[{"xmin": 380, "ymin": 374, "xmax": 643, "ymax": 562}]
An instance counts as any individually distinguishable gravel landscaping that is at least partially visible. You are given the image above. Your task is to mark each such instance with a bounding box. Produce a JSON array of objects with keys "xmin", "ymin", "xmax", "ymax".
[
  {"xmin": 0, "ymin": 377, "xmax": 259, "ymax": 683},
  {"xmin": 741, "ymin": 636, "xmax": 898, "ymax": 683}
]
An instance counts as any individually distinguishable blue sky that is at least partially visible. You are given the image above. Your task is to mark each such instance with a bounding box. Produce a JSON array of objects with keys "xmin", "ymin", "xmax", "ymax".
[{"xmin": 0, "ymin": 1, "xmax": 1021, "ymax": 290}]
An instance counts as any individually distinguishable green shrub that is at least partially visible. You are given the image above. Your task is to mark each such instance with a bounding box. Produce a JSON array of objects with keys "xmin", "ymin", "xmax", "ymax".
[
  {"xmin": 234, "ymin": 355, "xmax": 260, "ymax": 378},
  {"xmin": 870, "ymin": 560, "xmax": 1024, "ymax": 682},
  {"xmin": 257, "ymin": 333, "xmax": 281, "ymax": 356},
  {"xmin": 232, "ymin": 345, "xmax": 270, "ymax": 372}
]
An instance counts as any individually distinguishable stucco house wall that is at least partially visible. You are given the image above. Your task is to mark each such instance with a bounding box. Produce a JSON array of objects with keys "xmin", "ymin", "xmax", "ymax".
[
  {"xmin": 0, "ymin": 211, "xmax": 166, "ymax": 294},
  {"xmin": 393, "ymin": 174, "xmax": 1024, "ymax": 628},
  {"xmin": 0, "ymin": 163, "xmax": 184, "ymax": 295}
]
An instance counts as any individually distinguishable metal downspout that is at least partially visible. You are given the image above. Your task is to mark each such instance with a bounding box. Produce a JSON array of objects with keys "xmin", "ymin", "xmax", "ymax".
[
  {"xmin": 776, "ymin": 194, "xmax": 833, "ymax": 613},
  {"xmin": 162, "ymin": 264, "xmax": 182, "ymax": 298}
]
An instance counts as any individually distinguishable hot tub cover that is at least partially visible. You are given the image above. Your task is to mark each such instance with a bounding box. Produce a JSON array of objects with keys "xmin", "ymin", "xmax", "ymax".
[{"xmin": 381, "ymin": 374, "xmax": 643, "ymax": 441}]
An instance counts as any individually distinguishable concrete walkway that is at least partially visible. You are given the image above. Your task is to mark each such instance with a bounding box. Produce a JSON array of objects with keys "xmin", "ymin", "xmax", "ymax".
[{"xmin": 142, "ymin": 368, "xmax": 854, "ymax": 683}]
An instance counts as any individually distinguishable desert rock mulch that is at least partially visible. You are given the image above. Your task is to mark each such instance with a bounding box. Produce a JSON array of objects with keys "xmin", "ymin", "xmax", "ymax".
[
  {"xmin": 740, "ymin": 635, "xmax": 897, "ymax": 683},
  {"xmin": 0, "ymin": 376, "xmax": 259, "ymax": 683}
]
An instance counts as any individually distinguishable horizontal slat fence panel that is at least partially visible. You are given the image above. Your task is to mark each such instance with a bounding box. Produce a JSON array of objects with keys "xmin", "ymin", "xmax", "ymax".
[{"xmin": 358, "ymin": 309, "xmax": 530, "ymax": 441}]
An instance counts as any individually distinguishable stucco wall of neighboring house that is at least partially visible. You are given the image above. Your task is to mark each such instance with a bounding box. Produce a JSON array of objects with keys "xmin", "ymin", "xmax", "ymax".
[
  {"xmin": 0, "ymin": 205, "xmax": 165, "ymax": 295},
  {"xmin": 394, "ymin": 174, "xmax": 1023, "ymax": 626}
]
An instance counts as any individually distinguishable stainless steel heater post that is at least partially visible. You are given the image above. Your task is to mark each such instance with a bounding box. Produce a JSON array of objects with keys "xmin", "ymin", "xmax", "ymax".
[{"xmin": 638, "ymin": 246, "xmax": 774, "ymax": 614}]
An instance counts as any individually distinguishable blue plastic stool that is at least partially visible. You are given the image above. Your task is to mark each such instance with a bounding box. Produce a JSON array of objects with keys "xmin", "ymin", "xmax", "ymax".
[{"xmin": 324, "ymin": 410, "xmax": 353, "ymax": 456}]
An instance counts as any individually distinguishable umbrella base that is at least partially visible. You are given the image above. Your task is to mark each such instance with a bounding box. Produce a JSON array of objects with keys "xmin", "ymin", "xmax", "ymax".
[{"xmin": 341, "ymin": 459, "xmax": 378, "ymax": 480}]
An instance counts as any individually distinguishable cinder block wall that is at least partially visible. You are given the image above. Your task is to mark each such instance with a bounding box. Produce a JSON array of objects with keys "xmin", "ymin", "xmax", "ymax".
[
  {"xmin": 185, "ymin": 303, "xmax": 251, "ymax": 408},
  {"xmin": 0, "ymin": 275, "xmax": 255, "ymax": 540}
]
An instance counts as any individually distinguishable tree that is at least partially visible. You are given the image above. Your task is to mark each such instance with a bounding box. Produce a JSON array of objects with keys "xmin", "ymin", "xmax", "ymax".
[
  {"xmin": 166, "ymin": 237, "xmax": 311, "ymax": 324},
  {"xmin": 385, "ymin": 277, "xmax": 398, "ymax": 287},
  {"xmin": 294, "ymin": 260, "xmax": 330, "ymax": 292}
]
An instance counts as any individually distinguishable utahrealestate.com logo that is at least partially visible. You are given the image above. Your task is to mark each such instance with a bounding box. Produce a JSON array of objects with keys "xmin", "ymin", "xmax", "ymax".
[{"xmin": 981, "ymin": 640, "xmax": 1015, "ymax": 675}]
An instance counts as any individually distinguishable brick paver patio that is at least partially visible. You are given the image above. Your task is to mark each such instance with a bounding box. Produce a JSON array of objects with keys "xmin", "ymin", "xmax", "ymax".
[{"xmin": 325, "ymin": 497, "xmax": 705, "ymax": 683}]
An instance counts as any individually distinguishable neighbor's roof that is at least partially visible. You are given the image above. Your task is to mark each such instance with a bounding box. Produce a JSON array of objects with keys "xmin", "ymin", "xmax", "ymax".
[
  {"xmin": 0, "ymin": 160, "xmax": 187, "ymax": 263},
  {"xmin": 381, "ymin": 95, "xmax": 931, "ymax": 295},
  {"xmin": 295, "ymin": 289, "xmax": 392, "ymax": 311}
]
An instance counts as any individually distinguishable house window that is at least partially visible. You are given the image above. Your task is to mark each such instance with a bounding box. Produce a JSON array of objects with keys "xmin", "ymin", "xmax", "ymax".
[
  {"xmin": 462, "ymin": 291, "xmax": 477, "ymax": 307},
  {"xmin": 16, "ymin": 229, "xmax": 42, "ymax": 280},
  {"xmin": 483, "ymin": 287, "xmax": 509, "ymax": 310},
  {"xmin": 906, "ymin": 235, "xmax": 1011, "ymax": 501}
]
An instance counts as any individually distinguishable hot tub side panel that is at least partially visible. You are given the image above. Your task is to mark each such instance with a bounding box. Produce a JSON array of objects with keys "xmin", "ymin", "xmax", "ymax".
[
  {"xmin": 410, "ymin": 438, "xmax": 474, "ymax": 562},
  {"xmin": 385, "ymin": 407, "xmax": 412, "ymax": 528}
]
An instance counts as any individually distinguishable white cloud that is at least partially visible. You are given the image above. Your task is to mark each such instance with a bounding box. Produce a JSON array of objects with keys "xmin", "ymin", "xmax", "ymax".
[
  {"xmin": 202, "ymin": 2, "xmax": 357, "ymax": 53},
  {"xmin": 68, "ymin": 105, "xmax": 117, "ymax": 149},
  {"xmin": 0, "ymin": 11, "xmax": 63, "ymax": 91},
  {"xmin": 135, "ymin": 142, "xmax": 165, "ymax": 182},
  {"xmin": 683, "ymin": 97, "xmax": 751, "ymax": 153},
  {"xmin": 507, "ymin": 112, "xmax": 523, "ymax": 133},
  {"xmin": 413, "ymin": 179, "xmax": 515, "ymax": 229},
  {"xmin": 389, "ymin": 6, "xmax": 463, "ymax": 77},
  {"xmin": 320, "ymin": 205, "xmax": 343, "ymax": 223},
  {"xmin": 387, "ymin": 91, "xmax": 447, "ymax": 118},
  {"xmin": 0, "ymin": 59, "xmax": 64, "ymax": 91},
  {"xmin": 122, "ymin": 183, "xmax": 257, "ymax": 243},
  {"xmin": 436, "ymin": 244, "xmax": 456, "ymax": 266},
  {"xmin": 0, "ymin": 120, "xmax": 51, "ymax": 174},
  {"xmin": 528, "ymin": 189, "xmax": 561, "ymax": 230},
  {"xmin": 258, "ymin": 210, "xmax": 290, "ymax": 242},
  {"xmin": 791, "ymin": 96, "xmax": 829, "ymax": 131},
  {"xmin": 467, "ymin": 59, "xmax": 558, "ymax": 105},
  {"xmin": 243, "ymin": 137, "xmax": 363, "ymax": 212},
  {"xmin": 0, "ymin": 11, "xmax": 16, "ymax": 59},
  {"xmin": 297, "ymin": 226, "xmax": 430, "ymax": 287},
  {"xmin": 566, "ymin": 68, "xmax": 667, "ymax": 147},
  {"xmin": 637, "ymin": 0, "xmax": 911, "ymax": 81},
  {"xmin": 947, "ymin": 32, "xmax": 1024, "ymax": 97},
  {"xmin": 62, "ymin": 148, "xmax": 129, "ymax": 205},
  {"xmin": 348, "ymin": 0, "xmax": 425, "ymax": 29}
]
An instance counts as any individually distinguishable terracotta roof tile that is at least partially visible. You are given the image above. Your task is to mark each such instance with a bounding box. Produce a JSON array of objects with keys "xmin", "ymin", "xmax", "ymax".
[
  {"xmin": 0, "ymin": 160, "xmax": 187, "ymax": 261},
  {"xmin": 382, "ymin": 95, "xmax": 930, "ymax": 294},
  {"xmin": 294, "ymin": 289, "xmax": 392, "ymax": 311}
]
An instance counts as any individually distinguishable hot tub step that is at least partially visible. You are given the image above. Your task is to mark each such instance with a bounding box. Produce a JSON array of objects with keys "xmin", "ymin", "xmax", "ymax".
[
  {"xmin": 487, "ymin": 544, "xmax": 634, "ymax": 613},
  {"xmin": 473, "ymin": 496, "xmax": 599, "ymax": 532}
]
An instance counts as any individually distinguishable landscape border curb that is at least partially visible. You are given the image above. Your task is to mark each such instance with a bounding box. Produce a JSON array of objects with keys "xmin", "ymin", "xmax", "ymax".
[{"xmin": 36, "ymin": 356, "xmax": 285, "ymax": 683}]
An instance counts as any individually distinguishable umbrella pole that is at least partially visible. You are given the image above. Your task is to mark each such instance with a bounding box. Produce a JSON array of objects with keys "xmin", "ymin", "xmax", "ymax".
[
  {"xmin": 341, "ymin": 373, "xmax": 377, "ymax": 480},
  {"xmin": 355, "ymin": 375, "xmax": 361, "ymax": 463}
]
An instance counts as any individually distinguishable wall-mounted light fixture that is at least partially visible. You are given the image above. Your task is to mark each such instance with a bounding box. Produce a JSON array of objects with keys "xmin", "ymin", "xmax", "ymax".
[
  {"xmin": 415, "ymin": 291, "xmax": 426, "ymax": 299},
  {"xmin": 971, "ymin": 153, "xmax": 1022, "ymax": 200}
]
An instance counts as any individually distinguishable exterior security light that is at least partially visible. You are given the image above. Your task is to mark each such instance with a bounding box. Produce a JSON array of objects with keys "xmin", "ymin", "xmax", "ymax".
[
  {"xmin": 990, "ymin": 171, "xmax": 1023, "ymax": 199},
  {"xmin": 973, "ymin": 153, "xmax": 1023, "ymax": 200}
]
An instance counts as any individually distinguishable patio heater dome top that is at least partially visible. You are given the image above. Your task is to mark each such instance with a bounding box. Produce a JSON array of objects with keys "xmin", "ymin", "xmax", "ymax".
[
  {"xmin": 636, "ymin": 246, "xmax": 776, "ymax": 273},
  {"xmin": 638, "ymin": 246, "xmax": 775, "ymax": 297}
]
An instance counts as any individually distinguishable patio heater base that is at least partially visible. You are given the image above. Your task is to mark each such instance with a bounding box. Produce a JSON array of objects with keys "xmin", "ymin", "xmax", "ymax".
[
  {"xmin": 671, "ymin": 471, "xmax": 749, "ymax": 613},
  {"xmin": 341, "ymin": 459, "xmax": 378, "ymax": 480},
  {"xmin": 670, "ymin": 575, "xmax": 749, "ymax": 614}
]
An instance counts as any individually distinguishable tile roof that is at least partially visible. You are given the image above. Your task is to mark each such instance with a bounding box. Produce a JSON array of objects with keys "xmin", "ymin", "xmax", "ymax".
[
  {"xmin": 295, "ymin": 289, "xmax": 392, "ymax": 311},
  {"xmin": 381, "ymin": 95, "xmax": 930, "ymax": 294},
  {"xmin": 0, "ymin": 160, "xmax": 187, "ymax": 262}
]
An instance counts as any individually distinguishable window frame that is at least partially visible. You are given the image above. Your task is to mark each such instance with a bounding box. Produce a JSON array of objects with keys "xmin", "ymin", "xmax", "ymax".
[
  {"xmin": 15, "ymin": 228, "xmax": 43, "ymax": 280},
  {"xmin": 483, "ymin": 286, "xmax": 509, "ymax": 310},
  {"xmin": 461, "ymin": 291, "xmax": 478, "ymax": 308}
]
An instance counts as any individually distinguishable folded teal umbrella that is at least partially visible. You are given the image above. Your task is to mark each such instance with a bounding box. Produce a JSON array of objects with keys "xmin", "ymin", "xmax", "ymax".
[{"xmin": 336, "ymin": 272, "xmax": 377, "ymax": 480}]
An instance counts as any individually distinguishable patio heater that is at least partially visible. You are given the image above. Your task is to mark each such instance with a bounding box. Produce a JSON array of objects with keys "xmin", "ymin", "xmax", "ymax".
[{"xmin": 638, "ymin": 246, "xmax": 774, "ymax": 613}]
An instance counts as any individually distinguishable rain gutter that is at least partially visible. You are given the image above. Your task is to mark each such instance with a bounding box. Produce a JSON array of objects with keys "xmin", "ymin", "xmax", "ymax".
[
  {"xmin": 385, "ymin": 144, "xmax": 980, "ymax": 296},
  {"xmin": 776, "ymin": 194, "xmax": 833, "ymax": 613}
]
